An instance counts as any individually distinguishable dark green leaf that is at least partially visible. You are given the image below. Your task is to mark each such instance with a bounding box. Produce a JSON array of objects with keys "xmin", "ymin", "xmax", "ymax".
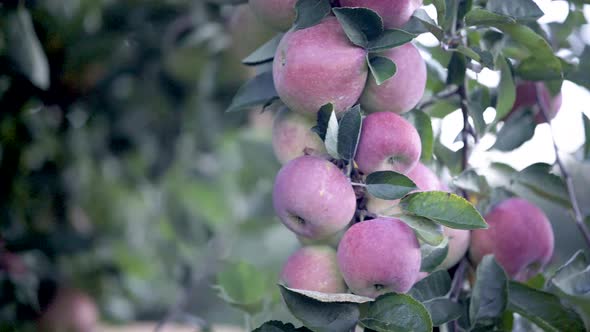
[
  {"xmin": 511, "ymin": 163, "xmax": 571, "ymax": 208},
  {"xmin": 367, "ymin": 29, "xmax": 416, "ymax": 52},
  {"xmin": 517, "ymin": 56, "xmax": 564, "ymax": 81},
  {"xmin": 3, "ymin": 8, "xmax": 50, "ymax": 89},
  {"xmin": 411, "ymin": 9, "xmax": 444, "ymax": 40},
  {"xmin": 253, "ymin": 321, "xmax": 313, "ymax": 332},
  {"xmin": 507, "ymin": 281, "xmax": 586, "ymax": 332},
  {"xmin": 242, "ymin": 34, "xmax": 283, "ymax": 65},
  {"xmin": 360, "ymin": 293, "xmax": 433, "ymax": 332},
  {"xmin": 294, "ymin": 0, "xmax": 332, "ymax": 30},
  {"xmin": 420, "ymin": 238, "xmax": 449, "ymax": 273},
  {"xmin": 396, "ymin": 213, "xmax": 445, "ymax": 246},
  {"xmin": 312, "ymin": 103, "xmax": 334, "ymax": 140},
  {"xmin": 365, "ymin": 171, "xmax": 417, "ymax": 200},
  {"xmin": 332, "ymin": 7, "xmax": 384, "ymax": 48},
  {"xmin": 583, "ymin": 112, "xmax": 590, "ymax": 160},
  {"xmin": 409, "ymin": 270, "xmax": 452, "ymax": 302},
  {"xmin": 486, "ymin": 0, "xmax": 544, "ymax": 22},
  {"xmin": 404, "ymin": 110, "xmax": 434, "ymax": 161},
  {"xmin": 424, "ymin": 298, "xmax": 463, "ymax": 326},
  {"xmin": 491, "ymin": 110, "xmax": 535, "ymax": 151},
  {"xmin": 468, "ymin": 87, "xmax": 489, "ymax": 137},
  {"xmin": 446, "ymin": 53, "xmax": 466, "ymax": 86},
  {"xmin": 226, "ymin": 71, "xmax": 278, "ymax": 112},
  {"xmin": 367, "ymin": 55, "xmax": 397, "ymax": 86},
  {"xmin": 337, "ymin": 105, "xmax": 362, "ymax": 160},
  {"xmin": 567, "ymin": 46, "xmax": 590, "ymax": 90},
  {"xmin": 470, "ymin": 256, "xmax": 508, "ymax": 326},
  {"xmin": 279, "ymin": 285, "xmax": 368, "ymax": 332},
  {"xmin": 464, "ymin": 8, "xmax": 516, "ymax": 26},
  {"xmin": 495, "ymin": 57, "xmax": 516, "ymax": 121},
  {"xmin": 433, "ymin": 140, "xmax": 463, "ymax": 175},
  {"xmin": 400, "ymin": 191, "xmax": 488, "ymax": 230},
  {"xmin": 425, "ymin": 99, "xmax": 460, "ymax": 119},
  {"xmin": 453, "ymin": 169, "xmax": 490, "ymax": 195}
]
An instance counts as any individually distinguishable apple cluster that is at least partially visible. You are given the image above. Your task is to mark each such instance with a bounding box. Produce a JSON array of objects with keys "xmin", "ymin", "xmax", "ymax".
[{"xmin": 240, "ymin": 0, "xmax": 556, "ymax": 299}]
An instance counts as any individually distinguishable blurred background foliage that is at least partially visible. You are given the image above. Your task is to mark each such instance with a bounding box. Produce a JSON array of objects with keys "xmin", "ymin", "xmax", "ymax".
[{"xmin": 0, "ymin": 0, "xmax": 589, "ymax": 330}]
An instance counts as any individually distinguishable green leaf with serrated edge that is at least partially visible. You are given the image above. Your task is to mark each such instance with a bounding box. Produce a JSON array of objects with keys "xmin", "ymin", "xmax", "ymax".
[
  {"xmin": 470, "ymin": 256, "xmax": 508, "ymax": 326},
  {"xmin": 424, "ymin": 298, "xmax": 463, "ymax": 326},
  {"xmin": 453, "ymin": 169, "xmax": 490, "ymax": 195},
  {"xmin": 400, "ymin": 191, "xmax": 488, "ymax": 230},
  {"xmin": 226, "ymin": 71, "xmax": 277, "ymax": 112},
  {"xmin": 332, "ymin": 7, "xmax": 384, "ymax": 48},
  {"xmin": 242, "ymin": 34, "xmax": 283, "ymax": 65},
  {"xmin": 420, "ymin": 237, "xmax": 449, "ymax": 273},
  {"xmin": 411, "ymin": 9, "xmax": 444, "ymax": 40},
  {"xmin": 486, "ymin": 0, "xmax": 544, "ymax": 22},
  {"xmin": 447, "ymin": 52, "xmax": 466, "ymax": 85},
  {"xmin": 366, "ymin": 171, "xmax": 417, "ymax": 200},
  {"xmin": 312, "ymin": 103, "xmax": 334, "ymax": 141},
  {"xmin": 4, "ymin": 8, "xmax": 50, "ymax": 90},
  {"xmin": 360, "ymin": 293, "xmax": 433, "ymax": 332},
  {"xmin": 253, "ymin": 321, "xmax": 313, "ymax": 332},
  {"xmin": 367, "ymin": 29, "xmax": 416, "ymax": 52},
  {"xmin": 404, "ymin": 110, "xmax": 434, "ymax": 161},
  {"xmin": 495, "ymin": 57, "xmax": 516, "ymax": 121},
  {"xmin": 396, "ymin": 213, "xmax": 444, "ymax": 246},
  {"xmin": 337, "ymin": 105, "xmax": 362, "ymax": 161},
  {"xmin": 325, "ymin": 110, "xmax": 340, "ymax": 159},
  {"xmin": 294, "ymin": 0, "xmax": 332, "ymax": 30},
  {"xmin": 409, "ymin": 270, "xmax": 452, "ymax": 302},
  {"xmin": 367, "ymin": 55, "xmax": 397, "ymax": 86},
  {"xmin": 507, "ymin": 281, "xmax": 586, "ymax": 332},
  {"xmin": 279, "ymin": 285, "xmax": 365, "ymax": 332},
  {"xmin": 464, "ymin": 8, "xmax": 516, "ymax": 26},
  {"xmin": 584, "ymin": 113, "xmax": 590, "ymax": 160},
  {"xmin": 491, "ymin": 110, "xmax": 535, "ymax": 151}
]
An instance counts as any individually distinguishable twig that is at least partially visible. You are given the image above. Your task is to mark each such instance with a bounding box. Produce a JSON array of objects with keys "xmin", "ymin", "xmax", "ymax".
[
  {"xmin": 450, "ymin": 258, "xmax": 468, "ymax": 301},
  {"xmin": 535, "ymin": 85, "xmax": 590, "ymax": 248}
]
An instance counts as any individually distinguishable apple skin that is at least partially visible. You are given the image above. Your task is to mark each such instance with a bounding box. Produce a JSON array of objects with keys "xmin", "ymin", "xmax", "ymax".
[
  {"xmin": 337, "ymin": 217, "xmax": 421, "ymax": 298},
  {"xmin": 272, "ymin": 107, "xmax": 327, "ymax": 164},
  {"xmin": 438, "ymin": 227, "xmax": 470, "ymax": 270},
  {"xmin": 508, "ymin": 81, "xmax": 563, "ymax": 124},
  {"xmin": 281, "ymin": 246, "xmax": 348, "ymax": 293},
  {"xmin": 249, "ymin": 0, "xmax": 298, "ymax": 31},
  {"xmin": 273, "ymin": 155, "xmax": 357, "ymax": 240},
  {"xmin": 354, "ymin": 112, "xmax": 421, "ymax": 175},
  {"xmin": 469, "ymin": 198, "xmax": 555, "ymax": 281},
  {"xmin": 273, "ymin": 17, "xmax": 368, "ymax": 115},
  {"xmin": 339, "ymin": 0, "xmax": 423, "ymax": 28},
  {"xmin": 37, "ymin": 288, "xmax": 99, "ymax": 332},
  {"xmin": 360, "ymin": 43, "xmax": 426, "ymax": 114}
]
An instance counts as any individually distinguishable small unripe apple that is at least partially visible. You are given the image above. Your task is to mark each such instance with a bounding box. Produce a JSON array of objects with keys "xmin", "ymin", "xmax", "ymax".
[
  {"xmin": 281, "ymin": 246, "xmax": 348, "ymax": 293},
  {"xmin": 339, "ymin": 0, "xmax": 423, "ymax": 28},
  {"xmin": 337, "ymin": 218, "xmax": 421, "ymax": 297},
  {"xmin": 272, "ymin": 107, "xmax": 327, "ymax": 164},
  {"xmin": 469, "ymin": 198, "xmax": 554, "ymax": 281},
  {"xmin": 38, "ymin": 288, "xmax": 99, "ymax": 332},
  {"xmin": 273, "ymin": 156, "xmax": 357, "ymax": 240},
  {"xmin": 354, "ymin": 112, "xmax": 421, "ymax": 175},
  {"xmin": 273, "ymin": 17, "xmax": 368, "ymax": 114},
  {"xmin": 508, "ymin": 81, "xmax": 562, "ymax": 124},
  {"xmin": 360, "ymin": 43, "xmax": 426, "ymax": 114},
  {"xmin": 249, "ymin": 0, "xmax": 297, "ymax": 31}
]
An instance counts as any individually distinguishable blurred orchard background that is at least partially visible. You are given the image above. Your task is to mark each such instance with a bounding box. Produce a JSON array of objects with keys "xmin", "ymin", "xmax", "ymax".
[{"xmin": 0, "ymin": 0, "xmax": 589, "ymax": 331}]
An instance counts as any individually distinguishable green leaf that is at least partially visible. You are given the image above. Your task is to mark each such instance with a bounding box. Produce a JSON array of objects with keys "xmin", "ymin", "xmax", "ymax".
[
  {"xmin": 365, "ymin": 171, "xmax": 418, "ymax": 200},
  {"xmin": 446, "ymin": 52, "xmax": 466, "ymax": 86},
  {"xmin": 510, "ymin": 163, "xmax": 571, "ymax": 208},
  {"xmin": 253, "ymin": 321, "xmax": 313, "ymax": 332},
  {"xmin": 367, "ymin": 29, "xmax": 416, "ymax": 52},
  {"xmin": 312, "ymin": 103, "xmax": 334, "ymax": 140},
  {"xmin": 453, "ymin": 169, "xmax": 490, "ymax": 195},
  {"xmin": 583, "ymin": 113, "xmax": 590, "ymax": 160},
  {"xmin": 279, "ymin": 285, "xmax": 367, "ymax": 332},
  {"xmin": 3, "ymin": 8, "xmax": 50, "ymax": 90},
  {"xmin": 360, "ymin": 293, "xmax": 433, "ymax": 332},
  {"xmin": 468, "ymin": 87, "xmax": 490, "ymax": 137},
  {"xmin": 469, "ymin": 256, "xmax": 508, "ymax": 326},
  {"xmin": 495, "ymin": 57, "xmax": 516, "ymax": 121},
  {"xmin": 396, "ymin": 213, "xmax": 445, "ymax": 246},
  {"xmin": 425, "ymin": 99, "xmax": 460, "ymax": 118},
  {"xmin": 548, "ymin": 250, "xmax": 590, "ymax": 298},
  {"xmin": 404, "ymin": 110, "xmax": 434, "ymax": 161},
  {"xmin": 337, "ymin": 105, "xmax": 362, "ymax": 160},
  {"xmin": 226, "ymin": 71, "xmax": 278, "ymax": 112},
  {"xmin": 486, "ymin": 0, "xmax": 544, "ymax": 22},
  {"xmin": 325, "ymin": 110, "xmax": 340, "ymax": 159},
  {"xmin": 491, "ymin": 110, "xmax": 535, "ymax": 151},
  {"xmin": 409, "ymin": 270, "xmax": 452, "ymax": 302},
  {"xmin": 423, "ymin": 298, "xmax": 463, "ymax": 326},
  {"xmin": 464, "ymin": 8, "xmax": 516, "ymax": 26},
  {"xmin": 332, "ymin": 7, "xmax": 384, "ymax": 48},
  {"xmin": 242, "ymin": 34, "xmax": 283, "ymax": 66},
  {"xmin": 434, "ymin": 140, "xmax": 463, "ymax": 175},
  {"xmin": 367, "ymin": 55, "xmax": 397, "ymax": 86},
  {"xmin": 507, "ymin": 281, "xmax": 586, "ymax": 332},
  {"xmin": 420, "ymin": 238, "xmax": 449, "ymax": 273},
  {"xmin": 410, "ymin": 9, "xmax": 444, "ymax": 40},
  {"xmin": 280, "ymin": 285, "xmax": 374, "ymax": 303},
  {"xmin": 400, "ymin": 191, "xmax": 488, "ymax": 230},
  {"xmin": 215, "ymin": 261, "xmax": 271, "ymax": 313},
  {"xmin": 567, "ymin": 46, "xmax": 590, "ymax": 90},
  {"xmin": 294, "ymin": 0, "xmax": 332, "ymax": 30}
]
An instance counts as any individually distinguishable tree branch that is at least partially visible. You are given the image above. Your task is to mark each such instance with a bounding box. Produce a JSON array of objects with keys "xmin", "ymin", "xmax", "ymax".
[{"xmin": 535, "ymin": 85, "xmax": 590, "ymax": 248}]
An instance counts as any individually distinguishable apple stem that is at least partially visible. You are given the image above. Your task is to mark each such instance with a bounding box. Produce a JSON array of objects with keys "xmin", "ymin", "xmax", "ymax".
[{"xmin": 535, "ymin": 85, "xmax": 590, "ymax": 248}]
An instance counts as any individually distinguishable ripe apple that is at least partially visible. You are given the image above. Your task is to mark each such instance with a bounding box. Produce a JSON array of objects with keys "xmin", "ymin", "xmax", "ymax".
[
  {"xmin": 272, "ymin": 107, "xmax": 327, "ymax": 164},
  {"xmin": 281, "ymin": 246, "xmax": 348, "ymax": 293},
  {"xmin": 37, "ymin": 288, "xmax": 99, "ymax": 332},
  {"xmin": 508, "ymin": 81, "xmax": 562, "ymax": 124}
]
